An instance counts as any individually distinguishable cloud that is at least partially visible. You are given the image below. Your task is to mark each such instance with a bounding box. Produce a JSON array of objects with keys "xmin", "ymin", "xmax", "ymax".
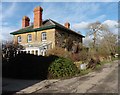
[
  {"xmin": 103, "ymin": 20, "xmax": 118, "ymax": 29},
  {"xmin": 72, "ymin": 19, "xmax": 118, "ymax": 37},
  {"xmin": 72, "ymin": 21, "xmax": 89, "ymax": 30},
  {"xmin": 83, "ymin": 36, "xmax": 92, "ymax": 46},
  {"xmin": 103, "ymin": 20, "xmax": 118, "ymax": 34},
  {"xmin": 73, "ymin": 20, "xmax": 118, "ymax": 30}
]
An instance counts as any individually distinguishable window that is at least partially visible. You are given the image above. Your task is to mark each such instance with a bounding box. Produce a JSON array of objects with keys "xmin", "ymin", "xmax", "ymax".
[
  {"xmin": 41, "ymin": 32, "xmax": 47, "ymax": 41},
  {"xmin": 17, "ymin": 36, "xmax": 21, "ymax": 43},
  {"xmin": 27, "ymin": 34, "xmax": 32, "ymax": 42}
]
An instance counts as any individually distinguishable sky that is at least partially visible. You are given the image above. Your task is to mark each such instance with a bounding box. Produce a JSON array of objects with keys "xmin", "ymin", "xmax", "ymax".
[{"xmin": 1, "ymin": 1, "xmax": 118, "ymax": 42}]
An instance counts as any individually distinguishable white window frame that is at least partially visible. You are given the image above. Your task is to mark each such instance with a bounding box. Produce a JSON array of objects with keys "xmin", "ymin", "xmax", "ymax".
[
  {"xmin": 27, "ymin": 34, "xmax": 32, "ymax": 42},
  {"xmin": 17, "ymin": 36, "xmax": 21, "ymax": 43},
  {"xmin": 41, "ymin": 32, "xmax": 47, "ymax": 41}
]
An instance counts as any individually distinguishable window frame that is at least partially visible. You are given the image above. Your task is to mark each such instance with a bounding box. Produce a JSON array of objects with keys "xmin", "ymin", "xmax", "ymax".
[
  {"xmin": 41, "ymin": 32, "xmax": 47, "ymax": 41},
  {"xmin": 17, "ymin": 36, "xmax": 21, "ymax": 43},
  {"xmin": 27, "ymin": 34, "xmax": 32, "ymax": 42}
]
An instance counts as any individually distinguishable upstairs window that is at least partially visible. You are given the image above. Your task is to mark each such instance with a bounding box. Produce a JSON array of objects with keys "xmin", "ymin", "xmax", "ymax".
[
  {"xmin": 41, "ymin": 32, "xmax": 47, "ymax": 41},
  {"xmin": 27, "ymin": 34, "xmax": 32, "ymax": 42},
  {"xmin": 17, "ymin": 36, "xmax": 21, "ymax": 43}
]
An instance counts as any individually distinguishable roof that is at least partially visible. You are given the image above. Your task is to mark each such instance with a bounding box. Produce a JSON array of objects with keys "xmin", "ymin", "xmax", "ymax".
[{"xmin": 10, "ymin": 19, "xmax": 84, "ymax": 37}]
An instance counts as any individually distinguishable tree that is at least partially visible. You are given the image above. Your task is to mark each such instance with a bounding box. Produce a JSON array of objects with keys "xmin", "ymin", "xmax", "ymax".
[
  {"xmin": 86, "ymin": 21, "xmax": 109, "ymax": 48},
  {"xmin": 2, "ymin": 41, "xmax": 24, "ymax": 62},
  {"xmin": 97, "ymin": 31, "xmax": 117, "ymax": 57}
]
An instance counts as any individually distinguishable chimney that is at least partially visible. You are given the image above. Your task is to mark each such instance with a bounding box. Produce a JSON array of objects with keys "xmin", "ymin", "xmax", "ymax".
[
  {"xmin": 33, "ymin": 6, "xmax": 43, "ymax": 28},
  {"xmin": 64, "ymin": 22, "xmax": 70, "ymax": 28},
  {"xmin": 22, "ymin": 16, "xmax": 30, "ymax": 28}
]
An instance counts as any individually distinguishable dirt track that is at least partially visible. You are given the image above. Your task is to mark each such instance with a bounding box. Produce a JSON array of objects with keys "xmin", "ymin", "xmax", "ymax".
[{"xmin": 35, "ymin": 60, "xmax": 118, "ymax": 93}]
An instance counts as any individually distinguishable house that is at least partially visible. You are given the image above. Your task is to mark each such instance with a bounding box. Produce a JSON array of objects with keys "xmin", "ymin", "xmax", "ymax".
[{"xmin": 10, "ymin": 6, "xmax": 84, "ymax": 56}]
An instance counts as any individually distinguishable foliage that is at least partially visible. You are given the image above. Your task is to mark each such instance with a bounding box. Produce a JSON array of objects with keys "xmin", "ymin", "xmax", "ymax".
[
  {"xmin": 47, "ymin": 47, "xmax": 70, "ymax": 59},
  {"xmin": 48, "ymin": 57, "xmax": 80, "ymax": 79},
  {"xmin": 74, "ymin": 61, "xmax": 82, "ymax": 68},
  {"xmin": 65, "ymin": 37, "xmax": 73, "ymax": 51},
  {"xmin": 80, "ymin": 69, "xmax": 92, "ymax": 75},
  {"xmin": 70, "ymin": 43, "xmax": 89, "ymax": 62},
  {"xmin": 85, "ymin": 21, "xmax": 118, "ymax": 60},
  {"xmin": 86, "ymin": 58, "xmax": 101, "ymax": 70},
  {"xmin": 2, "ymin": 41, "xmax": 24, "ymax": 63},
  {"xmin": 98, "ymin": 31, "xmax": 117, "ymax": 56},
  {"xmin": 78, "ymin": 47, "xmax": 89, "ymax": 62}
]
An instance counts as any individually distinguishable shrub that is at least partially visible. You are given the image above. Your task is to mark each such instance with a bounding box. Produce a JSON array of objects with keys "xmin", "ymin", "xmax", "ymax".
[
  {"xmin": 70, "ymin": 47, "xmax": 89, "ymax": 62},
  {"xmin": 48, "ymin": 57, "xmax": 80, "ymax": 79},
  {"xmin": 47, "ymin": 47, "xmax": 70, "ymax": 59}
]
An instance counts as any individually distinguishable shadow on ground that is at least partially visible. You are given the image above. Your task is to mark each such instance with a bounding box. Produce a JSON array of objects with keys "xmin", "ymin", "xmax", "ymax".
[
  {"xmin": 2, "ymin": 53, "xmax": 59, "ymax": 95},
  {"xmin": 2, "ymin": 78, "xmax": 42, "ymax": 95}
]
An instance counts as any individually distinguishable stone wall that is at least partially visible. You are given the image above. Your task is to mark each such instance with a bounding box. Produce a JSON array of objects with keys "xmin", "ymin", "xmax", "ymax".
[{"xmin": 55, "ymin": 29, "xmax": 83, "ymax": 48}]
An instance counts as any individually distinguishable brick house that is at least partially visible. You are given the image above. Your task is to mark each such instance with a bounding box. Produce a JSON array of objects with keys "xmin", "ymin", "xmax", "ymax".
[{"xmin": 10, "ymin": 6, "xmax": 84, "ymax": 56}]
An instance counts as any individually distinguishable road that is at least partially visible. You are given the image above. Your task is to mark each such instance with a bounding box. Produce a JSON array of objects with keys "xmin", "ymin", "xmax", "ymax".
[{"xmin": 35, "ymin": 60, "xmax": 118, "ymax": 93}]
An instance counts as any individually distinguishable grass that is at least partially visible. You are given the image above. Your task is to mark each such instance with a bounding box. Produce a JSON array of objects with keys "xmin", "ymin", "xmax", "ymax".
[
  {"xmin": 112, "ymin": 57, "xmax": 119, "ymax": 61},
  {"xmin": 80, "ymin": 69, "xmax": 92, "ymax": 75}
]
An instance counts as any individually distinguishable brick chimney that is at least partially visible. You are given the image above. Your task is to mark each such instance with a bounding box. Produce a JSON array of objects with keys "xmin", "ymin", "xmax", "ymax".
[
  {"xmin": 64, "ymin": 22, "xmax": 70, "ymax": 28},
  {"xmin": 33, "ymin": 6, "xmax": 43, "ymax": 28},
  {"xmin": 22, "ymin": 16, "xmax": 30, "ymax": 28}
]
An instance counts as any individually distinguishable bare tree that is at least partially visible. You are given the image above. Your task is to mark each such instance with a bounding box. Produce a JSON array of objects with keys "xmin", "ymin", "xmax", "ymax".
[
  {"xmin": 2, "ymin": 41, "xmax": 24, "ymax": 62},
  {"xmin": 86, "ymin": 21, "xmax": 109, "ymax": 48},
  {"xmin": 98, "ymin": 31, "xmax": 117, "ymax": 57}
]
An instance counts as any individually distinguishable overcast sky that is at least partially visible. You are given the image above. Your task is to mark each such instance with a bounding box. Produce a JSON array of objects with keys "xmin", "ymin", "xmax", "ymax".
[{"xmin": 1, "ymin": 1, "xmax": 118, "ymax": 41}]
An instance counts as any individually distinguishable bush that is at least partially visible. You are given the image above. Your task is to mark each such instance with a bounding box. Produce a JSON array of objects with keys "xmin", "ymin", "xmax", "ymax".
[
  {"xmin": 48, "ymin": 57, "xmax": 80, "ymax": 79},
  {"xmin": 47, "ymin": 47, "xmax": 70, "ymax": 59},
  {"xmin": 70, "ymin": 48, "xmax": 89, "ymax": 62}
]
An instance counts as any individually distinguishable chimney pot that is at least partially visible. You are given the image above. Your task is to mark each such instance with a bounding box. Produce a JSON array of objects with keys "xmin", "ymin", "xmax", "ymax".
[
  {"xmin": 65, "ymin": 22, "xmax": 70, "ymax": 28},
  {"xmin": 22, "ymin": 16, "xmax": 30, "ymax": 28},
  {"xmin": 34, "ymin": 6, "xmax": 43, "ymax": 12}
]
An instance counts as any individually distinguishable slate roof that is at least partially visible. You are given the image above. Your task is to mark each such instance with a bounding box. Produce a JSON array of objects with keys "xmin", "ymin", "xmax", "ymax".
[{"xmin": 10, "ymin": 19, "xmax": 84, "ymax": 37}]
